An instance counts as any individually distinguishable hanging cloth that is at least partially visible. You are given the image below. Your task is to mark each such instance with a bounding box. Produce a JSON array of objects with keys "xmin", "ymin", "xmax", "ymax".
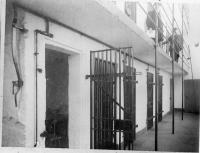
[{"xmin": 146, "ymin": 10, "xmax": 164, "ymax": 42}]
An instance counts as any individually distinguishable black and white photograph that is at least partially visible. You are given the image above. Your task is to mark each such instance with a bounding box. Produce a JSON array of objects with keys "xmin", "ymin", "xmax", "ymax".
[{"xmin": 0, "ymin": 0, "xmax": 199, "ymax": 152}]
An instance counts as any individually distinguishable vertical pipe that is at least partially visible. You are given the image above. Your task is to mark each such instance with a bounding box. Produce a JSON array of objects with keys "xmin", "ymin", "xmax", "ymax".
[
  {"xmin": 34, "ymin": 31, "xmax": 38, "ymax": 147},
  {"xmin": 96, "ymin": 53, "xmax": 99, "ymax": 148},
  {"xmin": 93, "ymin": 53, "xmax": 96, "ymax": 148},
  {"xmin": 99, "ymin": 52, "xmax": 102, "ymax": 148},
  {"xmin": 172, "ymin": 3, "xmax": 175, "ymax": 135},
  {"xmin": 181, "ymin": 4, "xmax": 184, "ymax": 120},
  {"xmin": 154, "ymin": 3, "xmax": 159, "ymax": 151},
  {"xmin": 119, "ymin": 49, "xmax": 122, "ymax": 150}
]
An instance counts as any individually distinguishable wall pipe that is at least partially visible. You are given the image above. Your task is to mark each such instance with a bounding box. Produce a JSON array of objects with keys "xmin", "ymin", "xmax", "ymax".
[
  {"xmin": 12, "ymin": 4, "xmax": 28, "ymax": 107},
  {"xmin": 34, "ymin": 29, "xmax": 53, "ymax": 147}
]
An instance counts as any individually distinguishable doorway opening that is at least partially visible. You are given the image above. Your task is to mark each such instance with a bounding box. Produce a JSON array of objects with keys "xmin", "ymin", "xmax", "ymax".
[{"xmin": 43, "ymin": 49, "xmax": 69, "ymax": 148}]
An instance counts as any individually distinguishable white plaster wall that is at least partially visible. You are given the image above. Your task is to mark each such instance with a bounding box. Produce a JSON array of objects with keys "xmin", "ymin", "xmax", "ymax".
[
  {"xmin": 134, "ymin": 60, "xmax": 148, "ymax": 132},
  {"xmin": 134, "ymin": 60, "xmax": 171, "ymax": 132},
  {"xmin": 3, "ymin": 2, "xmax": 26, "ymax": 125},
  {"xmin": 174, "ymin": 75, "xmax": 183, "ymax": 108},
  {"xmin": 68, "ymin": 54, "xmax": 81, "ymax": 148},
  {"xmin": 160, "ymin": 70, "xmax": 171, "ymax": 114}
]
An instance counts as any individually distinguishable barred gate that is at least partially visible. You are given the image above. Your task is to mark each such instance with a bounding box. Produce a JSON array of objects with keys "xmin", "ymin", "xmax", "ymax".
[{"xmin": 86, "ymin": 47, "xmax": 138, "ymax": 150}]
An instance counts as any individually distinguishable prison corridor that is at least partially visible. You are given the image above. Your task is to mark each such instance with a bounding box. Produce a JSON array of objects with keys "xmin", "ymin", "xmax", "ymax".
[{"xmin": 134, "ymin": 110, "xmax": 199, "ymax": 152}]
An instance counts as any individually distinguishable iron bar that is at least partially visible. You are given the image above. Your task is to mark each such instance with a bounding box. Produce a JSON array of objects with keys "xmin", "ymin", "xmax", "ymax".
[
  {"xmin": 86, "ymin": 73, "xmax": 140, "ymax": 80},
  {"xmin": 154, "ymin": 3, "xmax": 158, "ymax": 151},
  {"xmin": 100, "ymin": 52, "xmax": 103, "ymax": 147},
  {"xmin": 114, "ymin": 49, "xmax": 117, "ymax": 148},
  {"xmin": 181, "ymin": 5, "xmax": 184, "ymax": 120},
  {"xmin": 90, "ymin": 52, "xmax": 93, "ymax": 149},
  {"xmin": 172, "ymin": 3, "xmax": 175, "ymax": 135},
  {"xmin": 102, "ymin": 52, "xmax": 106, "ymax": 148},
  {"xmin": 123, "ymin": 48, "xmax": 127, "ymax": 150},
  {"xmin": 94, "ymin": 53, "xmax": 98, "ymax": 148},
  {"xmin": 109, "ymin": 50, "xmax": 114, "ymax": 148},
  {"xmin": 92, "ymin": 128, "xmax": 138, "ymax": 133},
  {"xmin": 131, "ymin": 48, "xmax": 135, "ymax": 150},
  {"xmin": 96, "ymin": 53, "xmax": 100, "ymax": 148},
  {"xmin": 128, "ymin": 48, "xmax": 132, "ymax": 150},
  {"xmin": 91, "ymin": 47, "xmax": 132, "ymax": 53},
  {"xmin": 119, "ymin": 49, "xmax": 122, "ymax": 150}
]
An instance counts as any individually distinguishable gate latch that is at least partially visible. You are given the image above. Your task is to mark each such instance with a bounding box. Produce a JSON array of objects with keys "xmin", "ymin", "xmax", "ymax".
[{"xmin": 12, "ymin": 80, "xmax": 23, "ymax": 94}]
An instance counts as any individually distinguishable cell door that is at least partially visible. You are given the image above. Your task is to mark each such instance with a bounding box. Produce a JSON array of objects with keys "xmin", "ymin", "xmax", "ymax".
[
  {"xmin": 90, "ymin": 47, "xmax": 135, "ymax": 150},
  {"xmin": 43, "ymin": 49, "xmax": 69, "ymax": 148},
  {"xmin": 147, "ymin": 72, "xmax": 154, "ymax": 129},
  {"xmin": 158, "ymin": 75, "xmax": 163, "ymax": 122},
  {"xmin": 124, "ymin": 66, "xmax": 136, "ymax": 149},
  {"xmin": 93, "ymin": 59, "xmax": 116, "ymax": 149}
]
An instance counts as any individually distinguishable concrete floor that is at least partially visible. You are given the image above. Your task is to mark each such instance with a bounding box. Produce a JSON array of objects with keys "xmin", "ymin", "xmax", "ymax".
[{"xmin": 134, "ymin": 111, "xmax": 199, "ymax": 152}]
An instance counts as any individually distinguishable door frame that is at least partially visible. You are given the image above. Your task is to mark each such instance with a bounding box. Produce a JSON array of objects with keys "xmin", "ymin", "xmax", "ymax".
[{"xmin": 36, "ymin": 36, "xmax": 80, "ymax": 147}]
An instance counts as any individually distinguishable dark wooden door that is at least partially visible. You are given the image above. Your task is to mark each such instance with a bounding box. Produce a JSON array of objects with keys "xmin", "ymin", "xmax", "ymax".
[
  {"xmin": 147, "ymin": 72, "xmax": 154, "ymax": 129},
  {"xmin": 170, "ymin": 79, "xmax": 172, "ymax": 112},
  {"xmin": 124, "ymin": 66, "xmax": 136, "ymax": 148},
  {"xmin": 158, "ymin": 75, "xmax": 163, "ymax": 122},
  {"xmin": 45, "ymin": 49, "xmax": 69, "ymax": 148},
  {"xmin": 184, "ymin": 79, "xmax": 200, "ymax": 113},
  {"xmin": 93, "ymin": 59, "xmax": 116, "ymax": 149}
]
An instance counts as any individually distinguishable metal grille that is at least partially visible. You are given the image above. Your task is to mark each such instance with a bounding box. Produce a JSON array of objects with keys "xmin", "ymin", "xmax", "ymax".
[{"xmin": 87, "ymin": 47, "xmax": 137, "ymax": 150}]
